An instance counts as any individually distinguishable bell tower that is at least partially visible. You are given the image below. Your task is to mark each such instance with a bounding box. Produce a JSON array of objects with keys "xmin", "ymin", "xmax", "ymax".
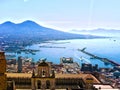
[
  {"xmin": 0, "ymin": 51, "xmax": 7, "ymax": 90},
  {"xmin": 31, "ymin": 59, "xmax": 55, "ymax": 90}
]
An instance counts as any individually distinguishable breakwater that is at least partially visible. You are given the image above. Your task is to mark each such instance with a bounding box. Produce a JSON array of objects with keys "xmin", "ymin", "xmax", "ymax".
[{"xmin": 78, "ymin": 49, "xmax": 120, "ymax": 66}]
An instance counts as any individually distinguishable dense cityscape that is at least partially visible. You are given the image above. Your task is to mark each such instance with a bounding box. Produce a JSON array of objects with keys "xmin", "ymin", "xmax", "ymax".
[
  {"xmin": 2, "ymin": 52, "xmax": 119, "ymax": 90},
  {"xmin": 1, "ymin": 0, "xmax": 120, "ymax": 90}
]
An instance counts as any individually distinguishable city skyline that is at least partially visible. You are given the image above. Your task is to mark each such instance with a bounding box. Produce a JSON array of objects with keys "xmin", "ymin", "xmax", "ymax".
[{"xmin": 0, "ymin": 0, "xmax": 120, "ymax": 31}]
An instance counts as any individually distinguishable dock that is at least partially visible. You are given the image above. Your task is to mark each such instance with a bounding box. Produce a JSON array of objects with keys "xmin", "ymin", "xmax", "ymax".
[{"xmin": 78, "ymin": 49, "xmax": 120, "ymax": 66}]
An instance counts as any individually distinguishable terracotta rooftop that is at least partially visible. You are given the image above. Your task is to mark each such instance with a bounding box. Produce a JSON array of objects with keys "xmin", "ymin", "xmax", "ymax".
[
  {"xmin": 55, "ymin": 73, "xmax": 100, "ymax": 84},
  {"xmin": 6, "ymin": 73, "xmax": 100, "ymax": 84},
  {"xmin": 6, "ymin": 73, "xmax": 32, "ymax": 78}
]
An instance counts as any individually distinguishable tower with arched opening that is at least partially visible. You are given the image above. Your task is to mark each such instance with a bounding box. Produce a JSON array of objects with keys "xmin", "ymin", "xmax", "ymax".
[{"xmin": 31, "ymin": 59, "xmax": 55, "ymax": 90}]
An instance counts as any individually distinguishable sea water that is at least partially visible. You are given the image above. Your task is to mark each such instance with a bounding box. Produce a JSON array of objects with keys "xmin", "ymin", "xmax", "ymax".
[{"xmin": 9, "ymin": 37, "xmax": 120, "ymax": 68}]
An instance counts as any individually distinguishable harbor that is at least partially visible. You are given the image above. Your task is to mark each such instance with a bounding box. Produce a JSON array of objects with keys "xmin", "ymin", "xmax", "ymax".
[{"xmin": 78, "ymin": 48, "xmax": 120, "ymax": 66}]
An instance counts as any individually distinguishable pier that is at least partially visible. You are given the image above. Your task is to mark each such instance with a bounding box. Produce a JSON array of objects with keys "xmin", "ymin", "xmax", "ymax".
[{"xmin": 78, "ymin": 49, "xmax": 120, "ymax": 66}]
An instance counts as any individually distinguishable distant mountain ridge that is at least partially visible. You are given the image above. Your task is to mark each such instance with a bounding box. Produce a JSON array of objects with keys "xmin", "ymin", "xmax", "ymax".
[
  {"xmin": 0, "ymin": 20, "xmax": 102, "ymax": 49},
  {"xmin": 0, "ymin": 20, "xmax": 99, "ymax": 39},
  {"xmin": 71, "ymin": 28, "xmax": 120, "ymax": 37}
]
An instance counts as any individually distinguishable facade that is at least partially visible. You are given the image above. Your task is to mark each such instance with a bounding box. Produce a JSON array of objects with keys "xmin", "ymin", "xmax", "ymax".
[
  {"xmin": 81, "ymin": 63, "xmax": 98, "ymax": 73},
  {"xmin": 31, "ymin": 60, "xmax": 55, "ymax": 90},
  {"xmin": 7, "ymin": 73, "xmax": 100, "ymax": 90},
  {"xmin": 0, "ymin": 51, "xmax": 7, "ymax": 90}
]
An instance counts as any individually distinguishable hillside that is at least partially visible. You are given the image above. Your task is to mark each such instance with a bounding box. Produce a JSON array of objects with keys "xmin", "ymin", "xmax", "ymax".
[
  {"xmin": 0, "ymin": 20, "xmax": 101, "ymax": 52},
  {"xmin": 0, "ymin": 20, "xmax": 99, "ymax": 40}
]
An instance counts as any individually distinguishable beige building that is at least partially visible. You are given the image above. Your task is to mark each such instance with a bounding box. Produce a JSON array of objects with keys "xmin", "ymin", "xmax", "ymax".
[
  {"xmin": 31, "ymin": 60, "xmax": 55, "ymax": 90},
  {"xmin": 6, "ymin": 60, "xmax": 100, "ymax": 90}
]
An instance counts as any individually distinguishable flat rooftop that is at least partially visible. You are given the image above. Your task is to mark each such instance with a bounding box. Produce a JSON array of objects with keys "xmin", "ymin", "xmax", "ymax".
[{"xmin": 93, "ymin": 84, "xmax": 119, "ymax": 90}]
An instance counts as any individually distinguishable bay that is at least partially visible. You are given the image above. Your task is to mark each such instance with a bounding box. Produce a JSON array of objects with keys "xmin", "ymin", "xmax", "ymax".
[{"xmin": 7, "ymin": 37, "xmax": 120, "ymax": 68}]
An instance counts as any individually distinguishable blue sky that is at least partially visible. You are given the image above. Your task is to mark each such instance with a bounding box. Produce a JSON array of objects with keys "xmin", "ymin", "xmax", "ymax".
[{"xmin": 0, "ymin": 0, "xmax": 120, "ymax": 31}]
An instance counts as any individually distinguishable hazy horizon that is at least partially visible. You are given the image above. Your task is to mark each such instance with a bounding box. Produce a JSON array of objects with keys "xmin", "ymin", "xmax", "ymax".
[
  {"xmin": 1, "ymin": 20, "xmax": 120, "ymax": 32},
  {"xmin": 0, "ymin": 0, "xmax": 120, "ymax": 31}
]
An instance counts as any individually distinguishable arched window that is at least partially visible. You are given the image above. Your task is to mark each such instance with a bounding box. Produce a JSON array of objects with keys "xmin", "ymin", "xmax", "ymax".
[
  {"xmin": 46, "ymin": 80, "xmax": 50, "ymax": 89},
  {"xmin": 37, "ymin": 80, "xmax": 41, "ymax": 89}
]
